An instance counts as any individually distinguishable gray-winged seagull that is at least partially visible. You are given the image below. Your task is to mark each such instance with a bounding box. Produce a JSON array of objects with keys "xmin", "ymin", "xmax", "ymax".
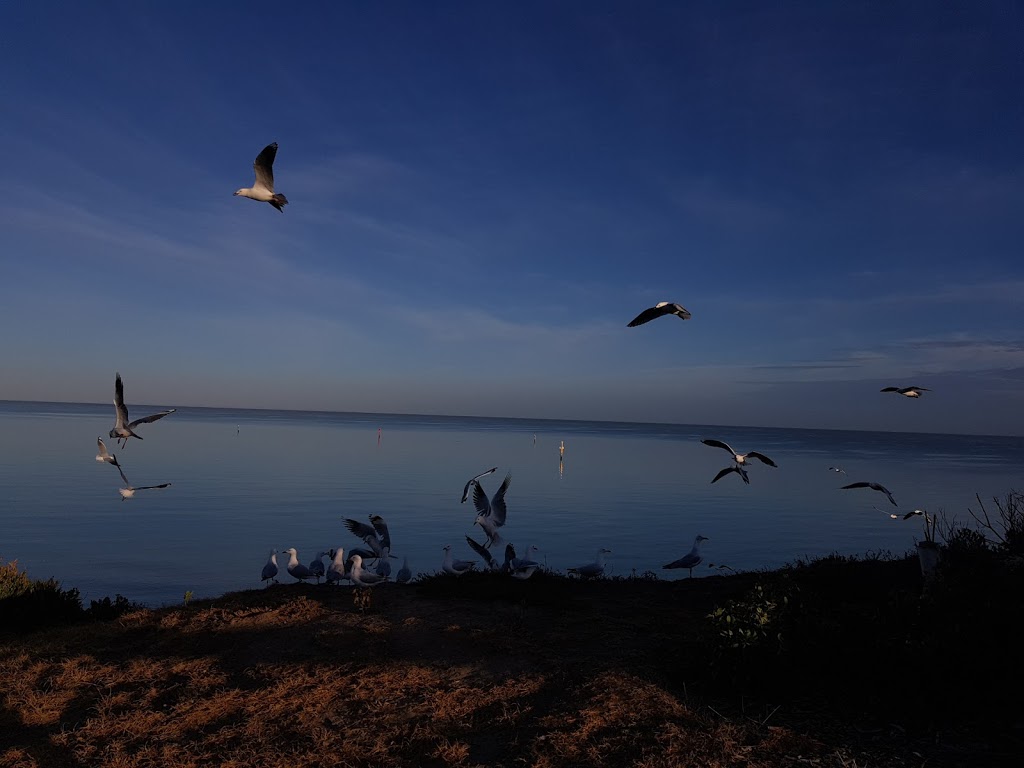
[
  {"xmin": 841, "ymin": 481, "xmax": 898, "ymax": 507},
  {"xmin": 234, "ymin": 142, "xmax": 289, "ymax": 211},
  {"xmin": 663, "ymin": 535, "xmax": 709, "ymax": 578},
  {"xmin": 472, "ymin": 472, "xmax": 511, "ymax": 548},
  {"xmin": 880, "ymin": 386, "xmax": 930, "ymax": 398},
  {"xmin": 627, "ymin": 302, "xmax": 692, "ymax": 327},
  {"xmin": 109, "ymin": 373, "xmax": 176, "ymax": 447}
]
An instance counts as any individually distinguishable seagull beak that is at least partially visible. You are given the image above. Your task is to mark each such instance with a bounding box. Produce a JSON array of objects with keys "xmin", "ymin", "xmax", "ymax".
[{"xmin": 232, "ymin": 191, "xmax": 239, "ymax": 196}]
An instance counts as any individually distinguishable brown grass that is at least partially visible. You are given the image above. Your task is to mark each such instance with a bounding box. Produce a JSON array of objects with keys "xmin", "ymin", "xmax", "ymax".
[{"xmin": 0, "ymin": 574, "xmax": 992, "ymax": 767}]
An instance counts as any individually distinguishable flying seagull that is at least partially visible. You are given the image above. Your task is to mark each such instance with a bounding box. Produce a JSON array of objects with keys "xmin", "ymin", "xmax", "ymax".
[
  {"xmin": 114, "ymin": 463, "xmax": 171, "ymax": 500},
  {"xmin": 568, "ymin": 548, "xmax": 611, "ymax": 579},
  {"xmin": 261, "ymin": 549, "xmax": 279, "ymax": 585},
  {"xmin": 461, "ymin": 467, "xmax": 498, "ymax": 503},
  {"xmin": 841, "ymin": 481, "xmax": 898, "ymax": 507},
  {"xmin": 95, "ymin": 437, "xmax": 120, "ymax": 467},
  {"xmin": 110, "ymin": 373, "xmax": 176, "ymax": 447},
  {"xmin": 473, "ymin": 472, "xmax": 512, "ymax": 548},
  {"xmin": 627, "ymin": 302, "xmax": 692, "ymax": 328},
  {"xmin": 465, "ymin": 535, "xmax": 499, "ymax": 570},
  {"xmin": 663, "ymin": 535, "xmax": 709, "ymax": 578},
  {"xmin": 828, "ymin": 466, "xmax": 846, "ymax": 475},
  {"xmin": 233, "ymin": 142, "xmax": 289, "ymax": 212},
  {"xmin": 701, "ymin": 438, "xmax": 777, "ymax": 468},
  {"xmin": 711, "ymin": 465, "xmax": 750, "ymax": 485},
  {"xmin": 880, "ymin": 386, "xmax": 930, "ymax": 398},
  {"xmin": 343, "ymin": 516, "xmax": 391, "ymax": 559}
]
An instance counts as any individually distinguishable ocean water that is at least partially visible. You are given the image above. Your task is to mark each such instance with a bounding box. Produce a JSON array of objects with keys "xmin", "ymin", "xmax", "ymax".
[{"xmin": 1, "ymin": 400, "xmax": 1020, "ymax": 607}]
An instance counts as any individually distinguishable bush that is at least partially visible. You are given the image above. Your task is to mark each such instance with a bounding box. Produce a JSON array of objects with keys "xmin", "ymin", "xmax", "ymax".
[{"xmin": 0, "ymin": 560, "xmax": 84, "ymax": 632}]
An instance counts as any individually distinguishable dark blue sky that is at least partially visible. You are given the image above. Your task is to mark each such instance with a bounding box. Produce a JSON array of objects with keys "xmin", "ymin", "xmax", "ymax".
[{"xmin": 1, "ymin": 2, "xmax": 1021, "ymax": 433}]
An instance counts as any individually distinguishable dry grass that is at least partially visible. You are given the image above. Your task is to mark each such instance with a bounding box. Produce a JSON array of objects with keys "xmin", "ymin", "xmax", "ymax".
[{"xmin": 0, "ymin": 574, "xmax": 999, "ymax": 767}]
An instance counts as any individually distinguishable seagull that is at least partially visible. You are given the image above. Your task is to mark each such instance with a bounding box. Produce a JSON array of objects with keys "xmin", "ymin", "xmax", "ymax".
[
  {"xmin": 901, "ymin": 508, "xmax": 928, "ymax": 521},
  {"xmin": 95, "ymin": 437, "xmax": 120, "ymax": 467},
  {"xmin": 343, "ymin": 517, "xmax": 388, "ymax": 559},
  {"xmin": 461, "ymin": 467, "xmax": 498, "ymax": 503},
  {"xmin": 261, "ymin": 549, "xmax": 279, "ymax": 585},
  {"xmin": 627, "ymin": 302, "xmax": 691, "ymax": 327},
  {"xmin": 442, "ymin": 545, "xmax": 477, "ymax": 576},
  {"xmin": 841, "ymin": 481, "xmax": 898, "ymax": 507},
  {"xmin": 114, "ymin": 464, "xmax": 171, "ymax": 500},
  {"xmin": 465, "ymin": 535, "xmax": 499, "ymax": 570},
  {"xmin": 881, "ymin": 386, "xmax": 930, "ymax": 398},
  {"xmin": 568, "ymin": 548, "xmax": 611, "ymax": 579},
  {"xmin": 663, "ymin": 535, "xmax": 709, "ymax": 578},
  {"xmin": 701, "ymin": 439, "xmax": 777, "ymax": 468},
  {"xmin": 473, "ymin": 472, "xmax": 512, "ymax": 548},
  {"xmin": 282, "ymin": 548, "xmax": 315, "ymax": 582},
  {"xmin": 109, "ymin": 373, "xmax": 176, "ymax": 447},
  {"xmin": 233, "ymin": 142, "xmax": 289, "ymax": 212},
  {"xmin": 374, "ymin": 547, "xmax": 393, "ymax": 579},
  {"xmin": 369, "ymin": 514, "xmax": 392, "ymax": 551},
  {"xmin": 395, "ymin": 556, "xmax": 412, "ymax": 584},
  {"xmin": 308, "ymin": 551, "xmax": 328, "ymax": 583},
  {"xmin": 711, "ymin": 465, "xmax": 750, "ymax": 485},
  {"xmin": 349, "ymin": 554, "xmax": 385, "ymax": 587},
  {"xmin": 874, "ymin": 506, "xmax": 900, "ymax": 520},
  {"xmin": 509, "ymin": 544, "xmax": 541, "ymax": 580},
  {"xmin": 828, "ymin": 466, "xmax": 846, "ymax": 475},
  {"xmin": 325, "ymin": 548, "xmax": 350, "ymax": 585}
]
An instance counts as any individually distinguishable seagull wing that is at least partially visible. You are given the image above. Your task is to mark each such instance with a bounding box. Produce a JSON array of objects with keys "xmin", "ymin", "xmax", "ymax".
[
  {"xmin": 670, "ymin": 303, "xmax": 692, "ymax": 319},
  {"xmin": 626, "ymin": 305, "xmax": 667, "ymax": 327},
  {"xmin": 96, "ymin": 437, "xmax": 117, "ymax": 463},
  {"xmin": 841, "ymin": 482, "xmax": 870, "ymax": 490},
  {"xmin": 134, "ymin": 483, "xmax": 171, "ymax": 491},
  {"xmin": 880, "ymin": 387, "xmax": 900, "ymax": 393},
  {"xmin": 745, "ymin": 451, "xmax": 777, "ymax": 467},
  {"xmin": 343, "ymin": 518, "xmax": 379, "ymax": 543},
  {"xmin": 472, "ymin": 480, "xmax": 492, "ymax": 517},
  {"xmin": 128, "ymin": 408, "xmax": 176, "ymax": 428},
  {"xmin": 370, "ymin": 515, "xmax": 391, "ymax": 550},
  {"xmin": 461, "ymin": 467, "xmax": 497, "ymax": 503},
  {"xmin": 113, "ymin": 373, "xmax": 129, "ymax": 429},
  {"xmin": 115, "ymin": 464, "xmax": 131, "ymax": 487},
  {"xmin": 701, "ymin": 438, "xmax": 736, "ymax": 458},
  {"xmin": 663, "ymin": 552, "xmax": 700, "ymax": 569},
  {"xmin": 465, "ymin": 535, "xmax": 497, "ymax": 569},
  {"xmin": 252, "ymin": 142, "xmax": 277, "ymax": 194},
  {"xmin": 490, "ymin": 473, "xmax": 512, "ymax": 526}
]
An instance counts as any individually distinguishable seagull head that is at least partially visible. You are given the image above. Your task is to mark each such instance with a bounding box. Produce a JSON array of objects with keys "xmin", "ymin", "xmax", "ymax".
[
  {"xmin": 696, "ymin": 535, "xmax": 710, "ymax": 543},
  {"xmin": 233, "ymin": 189, "xmax": 244, "ymax": 196}
]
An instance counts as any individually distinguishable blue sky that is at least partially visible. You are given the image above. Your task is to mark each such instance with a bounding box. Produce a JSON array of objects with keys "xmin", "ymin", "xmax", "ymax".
[{"xmin": 1, "ymin": 2, "xmax": 1022, "ymax": 434}]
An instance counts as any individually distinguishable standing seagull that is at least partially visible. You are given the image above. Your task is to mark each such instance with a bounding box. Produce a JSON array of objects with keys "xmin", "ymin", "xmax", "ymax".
[
  {"xmin": 701, "ymin": 438, "xmax": 777, "ymax": 468},
  {"xmin": 395, "ymin": 557, "xmax": 412, "ymax": 584},
  {"xmin": 282, "ymin": 548, "xmax": 315, "ymax": 582},
  {"xmin": 109, "ymin": 373, "xmax": 176, "ymax": 447},
  {"xmin": 568, "ymin": 548, "xmax": 611, "ymax": 579},
  {"xmin": 325, "ymin": 548, "xmax": 350, "ymax": 585},
  {"xmin": 841, "ymin": 481, "xmax": 898, "ymax": 507},
  {"xmin": 349, "ymin": 555, "xmax": 385, "ymax": 587},
  {"xmin": 114, "ymin": 464, "xmax": 171, "ymax": 500},
  {"xmin": 95, "ymin": 437, "xmax": 120, "ymax": 467},
  {"xmin": 442, "ymin": 545, "xmax": 477, "ymax": 576},
  {"xmin": 233, "ymin": 142, "xmax": 289, "ymax": 212},
  {"xmin": 461, "ymin": 467, "xmax": 498, "ymax": 503},
  {"xmin": 473, "ymin": 472, "xmax": 512, "ymax": 548},
  {"xmin": 881, "ymin": 386, "xmax": 930, "ymax": 398},
  {"xmin": 627, "ymin": 302, "xmax": 692, "ymax": 327},
  {"xmin": 663, "ymin": 535, "xmax": 709, "ymax": 578},
  {"xmin": 308, "ymin": 551, "xmax": 328, "ymax": 583},
  {"xmin": 261, "ymin": 549, "xmax": 279, "ymax": 586}
]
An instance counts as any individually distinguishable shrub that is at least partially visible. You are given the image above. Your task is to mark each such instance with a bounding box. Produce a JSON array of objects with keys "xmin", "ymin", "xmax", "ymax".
[{"xmin": 0, "ymin": 560, "xmax": 84, "ymax": 632}]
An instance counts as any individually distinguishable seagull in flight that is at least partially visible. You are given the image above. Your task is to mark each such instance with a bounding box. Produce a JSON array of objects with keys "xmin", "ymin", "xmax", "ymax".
[
  {"xmin": 343, "ymin": 515, "xmax": 392, "ymax": 559},
  {"xmin": 460, "ymin": 467, "xmax": 497, "ymax": 503},
  {"xmin": 701, "ymin": 439, "xmax": 777, "ymax": 468},
  {"xmin": 465, "ymin": 535, "xmax": 499, "ymax": 570},
  {"xmin": 109, "ymin": 373, "xmax": 176, "ymax": 447},
  {"xmin": 828, "ymin": 466, "xmax": 846, "ymax": 475},
  {"xmin": 841, "ymin": 481, "xmax": 897, "ymax": 507},
  {"xmin": 663, "ymin": 535, "xmax": 709, "ymax": 578},
  {"xmin": 114, "ymin": 463, "xmax": 171, "ymax": 500},
  {"xmin": 627, "ymin": 302, "xmax": 692, "ymax": 327},
  {"xmin": 234, "ymin": 142, "xmax": 289, "ymax": 212},
  {"xmin": 95, "ymin": 437, "xmax": 120, "ymax": 467},
  {"xmin": 880, "ymin": 386, "xmax": 930, "ymax": 398},
  {"xmin": 473, "ymin": 472, "xmax": 511, "ymax": 548},
  {"xmin": 711, "ymin": 465, "xmax": 749, "ymax": 485}
]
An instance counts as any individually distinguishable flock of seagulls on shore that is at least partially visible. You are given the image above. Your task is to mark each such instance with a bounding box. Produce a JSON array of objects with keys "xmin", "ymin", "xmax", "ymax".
[{"xmin": 82, "ymin": 142, "xmax": 935, "ymax": 590}]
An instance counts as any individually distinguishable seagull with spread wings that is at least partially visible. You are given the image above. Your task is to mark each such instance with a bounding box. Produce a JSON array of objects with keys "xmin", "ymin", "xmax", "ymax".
[
  {"xmin": 701, "ymin": 438, "xmax": 777, "ymax": 468},
  {"xmin": 233, "ymin": 142, "xmax": 289, "ymax": 212},
  {"xmin": 461, "ymin": 467, "xmax": 497, "ymax": 503},
  {"xmin": 109, "ymin": 373, "xmax": 176, "ymax": 447},
  {"xmin": 114, "ymin": 462, "xmax": 171, "ymax": 501},
  {"xmin": 627, "ymin": 302, "xmax": 692, "ymax": 327},
  {"xmin": 472, "ymin": 472, "xmax": 512, "ymax": 548},
  {"xmin": 880, "ymin": 386, "xmax": 930, "ymax": 398},
  {"xmin": 841, "ymin": 481, "xmax": 898, "ymax": 507},
  {"xmin": 95, "ymin": 437, "xmax": 120, "ymax": 467}
]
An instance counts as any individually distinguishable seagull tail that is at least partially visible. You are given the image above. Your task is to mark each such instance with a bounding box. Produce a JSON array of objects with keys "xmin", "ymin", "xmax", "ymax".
[{"xmin": 270, "ymin": 193, "xmax": 289, "ymax": 212}]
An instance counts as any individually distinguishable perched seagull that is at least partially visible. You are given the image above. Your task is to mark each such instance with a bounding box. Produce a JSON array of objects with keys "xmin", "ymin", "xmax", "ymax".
[
  {"xmin": 701, "ymin": 439, "xmax": 777, "ymax": 468},
  {"xmin": 325, "ymin": 548, "xmax": 350, "ymax": 585},
  {"xmin": 828, "ymin": 466, "xmax": 847, "ymax": 475},
  {"xmin": 711, "ymin": 465, "xmax": 750, "ymax": 485},
  {"xmin": 395, "ymin": 556, "xmax": 412, "ymax": 584},
  {"xmin": 568, "ymin": 548, "xmax": 611, "ymax": 579},
  {"xmin": 442, "ymin": 545, "xmax": 477, "ymax": 576},
  {"xmin": 461, "ymin": 467, "xmax": 498, "ymax": 503},
  {"xmin": 881, "ymin": 386, "xmax": 930, "ymax": 398},
  {"xmin": 308, "ymin": 551, "xmax": 328, "ymax": 583},
  {"xmin": 465, "ymin": 535, "xmax": 499, "ymax": 570},
  {"xmin": 627, "ymin": 302, "xmax": 692, "ymax": 327},
  {"xmin": 109, "ymin": 373, "xmax": 176, "ymax": 447},
  {"xmin": 473, "ymin": 472, "xmax": 512, "ymax": 548},
  {"xmin": 374, "ymin": 547, "xmax": 393, "ymax": 579},
  {"xmin": 95, "ymin": 437, "xmax": 120, "ymax": 467},
  {"xmin": 349, "ymin": 554, "xmax": 385, "ymax": 587},
  {"xmin": 261, "ymin": 549, "xmax": 279, "ymax": 586},
  {"xmin": 233, "ymin": 142, "xmax": 289, "ymax": 212},
  {"xmin": 841, "ymin": 481, "xmax": 898, "ymax": 507},
  {"xmin": 510, "ymin": 544, "xmax": 541, "ymax": 580},
  {"xmin": 282, "ymin": 548, "xmax": 315, "ymax": 582},
  {"xmin": 115, "ymin": 464, "xmax": 171, "ymax": 500},
  {"xmin": 663, "ymin": 535, "xmax": 709, "ymax": 578}
]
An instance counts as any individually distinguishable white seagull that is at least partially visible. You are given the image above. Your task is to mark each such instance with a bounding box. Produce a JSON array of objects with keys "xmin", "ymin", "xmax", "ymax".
[
  {"xmin": 663, "ymin": 535, "xmax": 709, "ymax": 578},
  {"xmin": 115, "ymin": 464, "xmax": 171, "ymax": 500},
  {"xmin": 325, "ymin": 548, "xmax": 350, "ymax": 585},
  {"xmin": 95, "ymin": 437, "xmax": 120, "ymax": 467},
  {"xmin": 701, "ymin": 438, "xmax": 777, "ymax": 468},
  {"xmin": 627, "ymin": 302, "xmax": 692, "ymax": 327},
  {"xmin": 349, "ymin": 554, "xmax": 385, "ymax": 587},
  {"xmin": 109, "ymin": 373, "xmax": 176, "ymax": 447},
  {"xmin": 395, "ymin": 556, "xmax": 412, "ymax": 584},
  {"xmin": 828, "ymin": 466, "xmax": 847, "ymax": 474},
  {"xmin": 233, "ymin": 142, "xmax": 289, "ymax": 212},
  {"xmin": 510, "ymin": 544, "xmax": 541, "ymax": 580},
  {"xmin": 711, "ymin": 465, "xmax": 750, "ymax": 485},
  {"xmin": 880, "ymin": 386, "xmax": 930, "ymax": 398},
  {"xmin": 472, "ymin": 472, "xmax": 512, "ymax": 548},
  {"xmin": 568, "ymin": 548, "xmax": 611, "ymax": 579},
  {"xmin": 261, "ymin": 549, "xmax": 279, "ymax": 585},
  {"xmin": 841, "ymin": 481, "xmax": 898, "ymax": 507},
  {"xmin": 461, "ymin": 467, "xmax": 498, "ymax": 503},
  {"xmin": 282, "ymin": 548, "xmax": 315, "ymax": 582},
  {"xmin": 343, "ymin": 515, "xmax": 391, "ymax": 559},
  {"xmin": 442, "ymin": 545, "xmax": 477, "ymax": 576}
]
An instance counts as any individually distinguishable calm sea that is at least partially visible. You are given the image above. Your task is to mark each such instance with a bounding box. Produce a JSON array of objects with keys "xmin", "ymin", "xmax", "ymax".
[{"xmin": 1, "ymin": 400, "xmax": 1020, "ymax": 606}]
